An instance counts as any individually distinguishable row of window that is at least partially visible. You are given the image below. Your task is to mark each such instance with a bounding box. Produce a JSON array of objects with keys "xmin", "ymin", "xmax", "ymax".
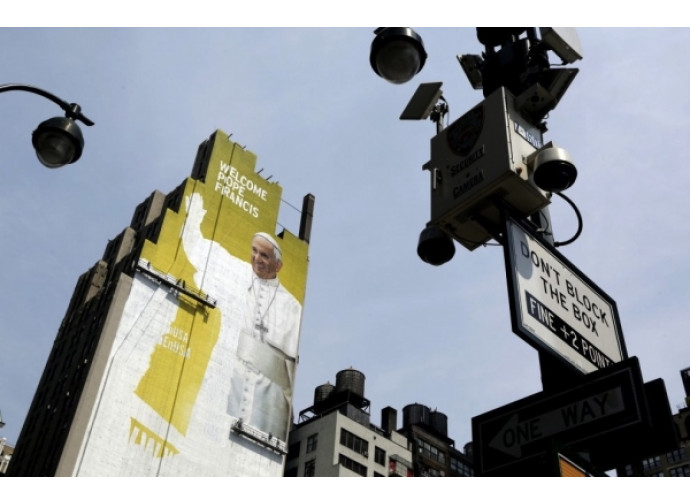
[
  {"xmin": 290, "ymin": 428, "xmax": 470, "ymax": 477},
  {"xmin": 667, "ymin": 447, "xmax": 687, "ymax": 464},
  {"xmin": 298, "ymin": 454, "xmax": 372, "ymax": 477},
  {"xmin": 648, "ymin": 465, "xmax": 690, "ymax": 477},
  {"xmin": 629, "ymin": 453, "xmax": 690, "ymax": 477},
  {"xmin": 340, "ymin": 428, "xmax": 369, "ymax": 457},
  {"xmin": 642, "ymin": 449, "xmax": 689, "ymax": 474},
  {"xmin": 642, "ymin": 455, "xmax": 662, "ymax": 471},
  {"xmin": 417, "ymin": 438, "xmax": 446, "ymax": 464},
  {"xmin": 339, "ymin": 454, "xmax": 367, "ymax": 476},
  {"xmin": 340, "ymin": 429, "xmax": 387, "ymax": 466},
  {"xmin": 450, "ymin": 456, "xmax": 474, "ymax": 477},
  {"xmin": 669, "ymin": 465, "xmax": 690, "ymax": 477}
]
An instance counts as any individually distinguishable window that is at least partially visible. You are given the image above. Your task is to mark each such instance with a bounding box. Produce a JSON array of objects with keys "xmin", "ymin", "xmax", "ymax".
[
  {"xmin": 417, "ymin": 439, "xmax": 446, "ymax": 464},
  {"xmin": 375, "ymin": 447, "xmax": 386, "ymax": 466},
  {"xmin": 304, "ymin": 459, "xmax": 316, "ymax": 477},
  {"xmin": 340, "ymin": 428, "xmax": 369, "ymax": 457},
  {"xmin": 642, "ymin": 455, "xmax": 662, "ymax": 471},
  {"xmin": 450, "ymin": 456, "xmax": 474, "ymax": 477},
  {"xmin": 306, "ymin": 433, "xmax": 318, "ymax": 453},
  {"xmin": 669, "ymin": 465, "xmax": 690, "ymax": 477},
  {"xmin": 339, "ymin": 454, "xmax": 367, "ymax": 476},
  {"xmin": 667, "ymin": 447, "xmax": 686, "ymax": 464}
]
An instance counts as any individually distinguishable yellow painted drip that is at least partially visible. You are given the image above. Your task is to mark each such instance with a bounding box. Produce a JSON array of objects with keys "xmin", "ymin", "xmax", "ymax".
[{"xmin": 129, "ymin": 417, "xmax": 179, "ymax": 458}]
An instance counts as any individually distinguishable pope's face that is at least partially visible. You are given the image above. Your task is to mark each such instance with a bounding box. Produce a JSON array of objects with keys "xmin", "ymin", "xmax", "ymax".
[{"xmin": 251, "ymin": 236, "xmax": 281, "ymax": 279}]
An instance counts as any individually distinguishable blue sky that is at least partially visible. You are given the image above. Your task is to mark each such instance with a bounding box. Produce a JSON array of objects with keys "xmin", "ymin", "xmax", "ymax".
[{"xmin": 1, "ymin": 23, "xmax": 689, "ymax": 465}]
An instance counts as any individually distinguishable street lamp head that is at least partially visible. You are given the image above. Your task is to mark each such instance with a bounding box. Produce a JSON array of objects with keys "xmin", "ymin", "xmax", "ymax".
[
  {"xmin": 32, "ymin": 116, "xmax": 85, "ymax": 168},
  {"xmin": 370, "ymin": 27, "xmax": 427, "ymax": 84},
  {"xmin": 0, "ymin": 85, "xmax": 93, "ymax": 168}
]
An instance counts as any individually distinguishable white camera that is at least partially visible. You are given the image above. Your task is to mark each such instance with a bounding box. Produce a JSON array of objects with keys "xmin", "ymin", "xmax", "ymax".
[
  {"xmin": 540, "ymin": 28, "xmax": 583, "ymax": 64},
  {"xmin": 529, "ymin": 142, "xmax": 577, "ymax": 193}
]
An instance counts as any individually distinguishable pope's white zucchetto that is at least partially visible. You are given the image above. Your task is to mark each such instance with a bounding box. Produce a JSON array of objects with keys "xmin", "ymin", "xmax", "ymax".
[{"xmin": 254, "ymin": 232, "xmax": 282, "ymax": 262}]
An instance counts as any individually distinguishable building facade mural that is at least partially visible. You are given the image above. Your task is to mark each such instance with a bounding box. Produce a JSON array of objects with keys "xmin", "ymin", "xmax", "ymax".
[{"xmin": 72, "ymin": 133, "xmax": 309, "ymax": 476}]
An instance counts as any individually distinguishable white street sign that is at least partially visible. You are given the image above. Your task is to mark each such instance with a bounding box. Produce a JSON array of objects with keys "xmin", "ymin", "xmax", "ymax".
[{"xmin": 505, "ymin": 217, "xmax": 626, "ymax": 374}]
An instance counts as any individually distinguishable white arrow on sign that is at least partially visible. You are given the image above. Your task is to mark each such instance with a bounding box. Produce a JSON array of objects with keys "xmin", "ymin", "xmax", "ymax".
[{"xmin": 488, "ymin": 386, "xmax": 625, "ymax": 457}]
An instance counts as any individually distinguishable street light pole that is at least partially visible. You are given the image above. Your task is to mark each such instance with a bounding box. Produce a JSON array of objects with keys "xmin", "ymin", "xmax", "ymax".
[{"xmin": 0, "ymin": 83, "xmax": 94, "ymax": 168}]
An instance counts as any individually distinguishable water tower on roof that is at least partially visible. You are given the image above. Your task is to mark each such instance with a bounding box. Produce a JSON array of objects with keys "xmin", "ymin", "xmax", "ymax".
[{"xmin": 300, "ymin": 367, "xmax": 371, "ymax": 421}]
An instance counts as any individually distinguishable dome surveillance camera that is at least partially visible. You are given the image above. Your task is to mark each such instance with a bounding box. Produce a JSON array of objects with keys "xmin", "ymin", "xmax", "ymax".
[
  {"xmin": 417, "ymin": 225, "xmax": 455, "ymax": 266},
  {"xmin": 532, "ymin": 145, "xmax": 577, "ymax": 193}
]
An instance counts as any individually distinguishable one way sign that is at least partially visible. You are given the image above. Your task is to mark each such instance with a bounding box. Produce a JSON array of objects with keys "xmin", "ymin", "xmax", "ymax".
[
  {"xmin": 472, "ymin": 358, "xmax": 649, "ymax": 476},
  {"xmin": 488, "ymin": 386, "xmax": 625, "ymax": 458}
]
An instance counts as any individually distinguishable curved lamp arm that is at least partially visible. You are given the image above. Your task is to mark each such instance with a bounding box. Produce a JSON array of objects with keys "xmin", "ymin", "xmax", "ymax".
[{"xmin": 0, "ymin": 83, "xmax": 94, "ymax": 126}]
